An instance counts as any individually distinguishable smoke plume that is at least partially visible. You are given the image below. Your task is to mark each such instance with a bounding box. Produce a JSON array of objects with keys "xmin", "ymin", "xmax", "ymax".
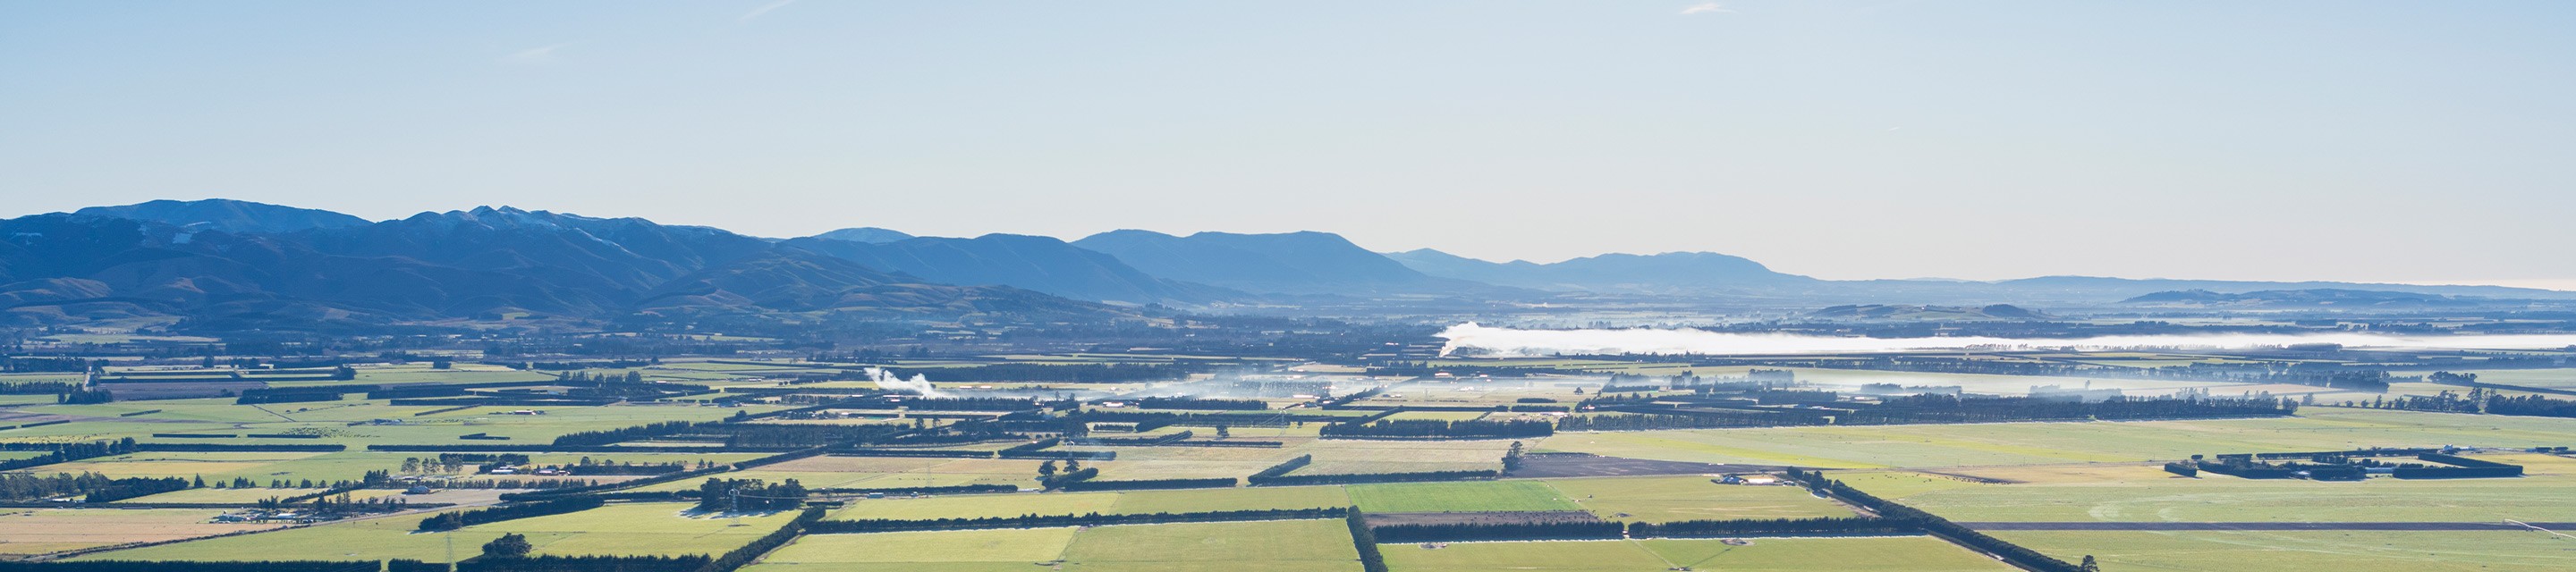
[{"xmin": 865, "ymin": 366, "xmax": 946, "ymax": 398}]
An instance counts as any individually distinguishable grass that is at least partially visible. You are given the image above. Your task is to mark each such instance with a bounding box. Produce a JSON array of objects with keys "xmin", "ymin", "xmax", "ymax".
[
  {"xmin": 1379, "ymin": 536, "xmax": 2017, "ymax": 571},
  {"xmin": 831, "ymin": 485, "xmax": 1353, "ymax": 520},
  {"xmin": 80, "ymin": 502, "xmax": 793, "ymax": 563},
  {"xmin": 1840, "ymin": 454, "xmax": 2576, "ymax": 523},
  {"xmin": 1059, "ymin": 519, "xmax": 1359, "ymax": 571},
  {"xmin": 1542, "ymin": 476, "xmax": 1855, "ymax": 522},
  {"xmin": 745, "ymin": 527, "xmax": 1078, "ymax": 571},
  {"xmin": 756, "ymin": 519, "xmax": 1357, "ymax": 572},
  {"xmin": 1996, "ymin": 530, "xmax": 2576, "ymax": 571},
  {"xmin": 1348, "ymin": 481, "xmax": 1579, "ymax": 513},
  {"xmin": 0, "ymin": 509, "xmax": 283, "ymax": 555},
  {"xmin": 1541, "ymin": 408, "xmax": 2576, "ymax": 468}
]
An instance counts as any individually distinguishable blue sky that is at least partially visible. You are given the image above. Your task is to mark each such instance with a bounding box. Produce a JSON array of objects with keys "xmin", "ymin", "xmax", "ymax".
[{"xmin": 4, "ymin": 2, "xmax": 2572, "ymax": 287}]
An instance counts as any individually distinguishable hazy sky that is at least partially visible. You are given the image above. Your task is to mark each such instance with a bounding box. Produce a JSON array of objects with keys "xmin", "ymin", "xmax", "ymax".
[{"xmin": 5, "ymin": 2, "xmax": 2572, "ymax": 288}]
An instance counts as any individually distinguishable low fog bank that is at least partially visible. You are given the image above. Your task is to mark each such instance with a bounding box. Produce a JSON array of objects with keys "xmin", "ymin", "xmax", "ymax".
[{"xmin": 1436, "ymin": 323, "xmax": 2576, "ymax": 357}]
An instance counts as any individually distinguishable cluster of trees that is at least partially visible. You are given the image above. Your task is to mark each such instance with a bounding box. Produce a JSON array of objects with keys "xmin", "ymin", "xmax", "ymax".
[
  {"xmin": 699, "ymin": 506, "xmax": 826, "ymax": 572},
  {"xmin": 299, "ymin": 492, "xmax": 412, "ymax": 516},
  {"xmin": 2365, "ymin": 389, "xmax": 2576, "ymax": 419},
  {"xmin": 1247, "ymin": 470, "xmax": 1497, "ymax": 487},
  {"xmin": 419, "ymin": 497, "xmax": 605, "ymax": 532},
  {"xmin": 0, "ymin": 472, "xmax": 182, "ymax": 501},
  {"xmin": 1131, "ymin": 397, "xmax": 1267, "ymax": 410},
  {"xmin": 551, "ymin": 421, "xmax": 694, "ymax": 446},
  {"xmin": 0, "ymin": 439, "xmax": 138, "ymax": 471},
  {"xmin": 1318, "ymin": 419, "xmax": 1554, "ymax": 440},
  {"xmin": 452, "ymin": 552, "xmax": 708, "ymax": 572},
  {"xmin": 1375, "ymin": 515, "xmax": 1920, "ymax": 543},
  {"xmin": 78, "ymin": 475, "xmax": 191, "ymax": 502},
  {"xmin": 1843, "ymin": 394, "xmax": 2297, "ymax": 425},
  {"xmin": 1, "ymin": 357, "xmax": 92, "ymax": 373},
  {"xmin": 1369, "ymin": 520, "xmax": 1625, "ymax": 543},
  {"xmin": 1347, "ymin": 509, "xmax": 1387, "ymax": 572},
  {"xmin": 693, "ymin": 477, "xmax": 807, "ymax": 512},
  {"xmin": 1632, "ymin": 517, "xmax": 1913, "ymax": 537},
  {"xmin": 880, "ymin": 363, "xmax": 1197, "ymax": 383},
  {"xmin": 1055, "ymin": 477, "xmax": 1235, "ymax": 492},
  {"xmin": 233, "ymin": 387, "xmax": 352, "ymax": 405},
  {"xmin": 1556, "ymin": 412, "xmax": 1791, "ymax": 431},
  {"xmin": 0, "ymin": 379, "xmax": 71, "ymax": 397},
  {"xmin": 1249, "ymin": 455, "xmax": 1311, "ymax": 483},
  {"xmin": 53, "ymin": 386, "xmax": 111, "ymax": 404},
  {"xmin": 1038, "ymin": 459, "xmax": 1097, "ymax": 489},
  {"xmin": 809, "ymin": 508, "xmax": 1347, "ymax": 534}
]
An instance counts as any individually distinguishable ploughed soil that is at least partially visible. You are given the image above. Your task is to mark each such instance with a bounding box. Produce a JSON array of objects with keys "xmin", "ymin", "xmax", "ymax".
[
  {"xmin": 1366, "ymin": 511, "xmax": 1603, "ymax": 526},
  {"xmin": 1507, "ymin": 452, "xmax": 1791, "ymax": 478}
]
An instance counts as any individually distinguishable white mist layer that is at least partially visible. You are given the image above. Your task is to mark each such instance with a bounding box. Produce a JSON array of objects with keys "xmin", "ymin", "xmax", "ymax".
[
  {"xmin": 1436, "ymin": 323, "xmax": 2576, "ymax": 357},
  {"xmin": 865, "ymin": 366, "xmax": 946, "ymax": 398}
]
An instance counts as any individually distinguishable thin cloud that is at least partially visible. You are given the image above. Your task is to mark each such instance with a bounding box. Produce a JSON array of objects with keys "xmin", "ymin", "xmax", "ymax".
[
  {"xmin": 740, "ymin": 0, "xmax": 798, "ymax": 22},
  {"xmin": 503, "ymin": 42, "xmax": 572, "ymax": 64},
  {"xmin": 1680, "ymin": 3, "xmax": 1734, "ymax": 15}
]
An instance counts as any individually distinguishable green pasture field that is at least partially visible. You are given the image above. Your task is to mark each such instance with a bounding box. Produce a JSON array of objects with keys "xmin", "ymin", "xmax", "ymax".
[
  {"xmin": 1299, "ymin": 439, "xmax": 1512, "ymax": 475},
  {"xmin": 0, "ymin": 399, "xmax": 774, "ymax": 448},
  {"xmin": 633, "ymin": 456, "xmax": 1048, "ymax": 492},
  {"xmin": 829, "ymin": 485, "xmax": 1351, "ymax": 520},
  {"xmin": 1996, "ymin": 530, "xmax": 2576, "ymax": 572},
  {"xmin": 746, "ymin": 526, "xmax": 1080, "ymax": 571},
  {"xmin": 1059, "ymin": 519, "xmax": 1359, "ymax": 572},
  {"xmin": 1380, "ymin": 536, "xmax": 2017, "ymax": 572},
  {"xmin": 34, "ymin": 450, "xmax": 747, "ymax": 490},
  {"xmin": 1540, "ymin": 408, "xmax": 2576, "ymax": 469},
  {"xmin": 0, "ymin": 508, "xmax": 284, "ymax": 555},
  {"xmin": 753, "ymin": 519, "xmax": 1354, "ymax": 572},
  {"xmin": 0, "ymin": 373, "xmax": 84, "ymax": 385},
  {"xmin": 1348, "ymin": 481, "xmax": 1577, "ymax": 513},
  {"xmin": 1542, "ymin": 476, "xmax": 1854, "ymax": 522},
  {"xmin": 1842, "ymin": 453, "xmax": 2576, "ymax": 523},
  {"xmin": 81, "ymin": 502, "xmax": 794, "ymax": 563},
  {"xmin": 111, "ymin": 486, "xmax": 407, "ymax": 504},
  {"xmin": 1386, "ymin": 411, "xmax": 1492, "ymax": 421}
]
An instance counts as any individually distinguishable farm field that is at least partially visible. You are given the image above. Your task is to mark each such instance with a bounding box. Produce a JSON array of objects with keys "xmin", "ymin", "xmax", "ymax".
[
  {"xmin": 0, "ymin": 509, "xmax": 283, "ymax": 555},
  {"xmin": 1542, "ymin": 475, "xmax": 1854, "ymax": 522},
  {"xmin": 1843, "ymin": 454, "xmax": 2576, "ymax": 523},
  {"xmin": 750, "ymin": 519, "xmax": 1359, "ymax": 572},
  {"xmin": 1350, "ymin": 481, "xmax": 1578, "ymax": 513},
  {"xmin": 1379, "ymin": 536, "xmax": 2019, "ymax": 572},
  {"xmin": 80, "ymin": 502, "xmax": 794, "ymax": 563},
  {"xmin": 1996, "ymin": 530, "xmax": 2576, "ymax": 572},
  {"xmin": 832, "ymin": 485, "xmax": 1353, "ymax": 519},
  {"xmin": 1541, "ymin": 408, "xmax": 2576, "ymax": 468}
]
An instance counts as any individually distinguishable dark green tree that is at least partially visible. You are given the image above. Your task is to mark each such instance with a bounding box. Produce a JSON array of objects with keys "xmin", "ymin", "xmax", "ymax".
[{"xmin": 481, "ymin": 533, "xmax": 533, "ymax": 559}]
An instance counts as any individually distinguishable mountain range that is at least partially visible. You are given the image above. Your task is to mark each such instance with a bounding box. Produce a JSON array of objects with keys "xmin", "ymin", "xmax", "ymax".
[{"xmin": 4, "ymin": 198, "xmax": 2569, "ymax": 331}]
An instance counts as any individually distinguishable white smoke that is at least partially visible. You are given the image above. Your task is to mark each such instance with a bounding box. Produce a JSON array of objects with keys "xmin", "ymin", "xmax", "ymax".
[
  {"xmin": 865, "ymin": 367, "xmax": 946, "ymax": 398},
  {"xmin": 1436, "ymin": 323, "xmax": 2576, "ymax": 357}
]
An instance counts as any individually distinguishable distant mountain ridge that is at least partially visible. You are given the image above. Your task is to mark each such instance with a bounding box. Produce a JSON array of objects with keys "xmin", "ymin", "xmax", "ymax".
[
  {"xmin": 71, "ymin": 198, "xmax": 371, "ymax": 234},
  {"xmin": 6, "ymin": 198, "xmax": 2572, "ymax": 332},
  {"xmin": 1387, "ymin": 248, "xmax": 1815, "ymax": 293},
  {"xmin": 2119, "ymin": 289, "xmax": 2482, "ymax": 308},
  {"xmin": 812, "ymin": 227, "xmax": 914, "ymax": 243},
  {"xmin": 0, "ymin": 204, "xmax": 1126, "ymax": 330},
  {"xmin": 784, "ymin": 233, "xmax": 1245, "ymax": 305},
  {"xmin": 1073, "ymin": 231, "xmax": 1513, "ymax": 297}
]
